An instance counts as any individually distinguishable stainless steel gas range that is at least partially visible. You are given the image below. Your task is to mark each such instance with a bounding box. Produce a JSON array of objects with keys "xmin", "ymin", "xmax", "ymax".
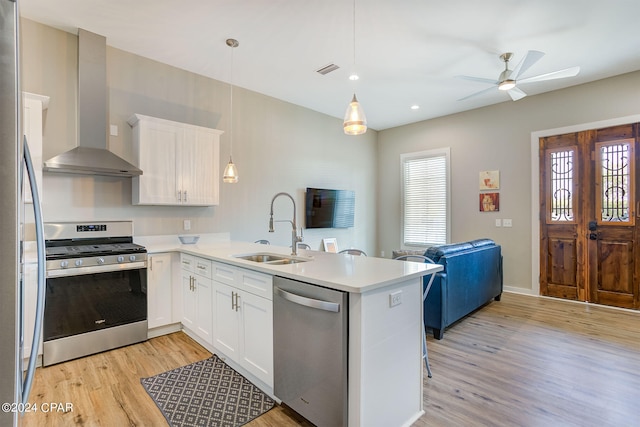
[{"xmin": 43, "ymin": 221, "xmax": 148, "ymax": 366}]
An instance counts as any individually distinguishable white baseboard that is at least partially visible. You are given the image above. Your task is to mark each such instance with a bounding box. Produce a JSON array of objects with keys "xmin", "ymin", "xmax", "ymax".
[{"xmin": 147, "ymin": 323, "xmax": 182, "ymax": 339}]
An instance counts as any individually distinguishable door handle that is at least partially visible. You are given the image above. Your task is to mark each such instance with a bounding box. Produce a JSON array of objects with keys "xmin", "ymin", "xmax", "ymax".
[
  {"xmin": 231, "ymin": 291, "xmax": 237, "ymax": 311},
  {"xmin": 588, "ymin": 220, "xmax": 597, "ymax": 231},
  {"xmin": 589, "ymin": 233, "xmax": 598, "ymax": 240},
  {"xmin": 275, "ymin": 286, "xmax": 340, "ymax": 312}
]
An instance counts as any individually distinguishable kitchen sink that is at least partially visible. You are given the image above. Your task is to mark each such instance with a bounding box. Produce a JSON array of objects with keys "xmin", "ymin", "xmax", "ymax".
[{"xmin": 234, "ymin": 253, "xmax": 310, "ymax": 265}]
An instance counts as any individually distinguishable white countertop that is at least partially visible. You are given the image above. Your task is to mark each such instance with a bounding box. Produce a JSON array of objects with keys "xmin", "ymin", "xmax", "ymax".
[{"xmin": 138, "ymin": 237, "xmax": 442, "ymax": 294}]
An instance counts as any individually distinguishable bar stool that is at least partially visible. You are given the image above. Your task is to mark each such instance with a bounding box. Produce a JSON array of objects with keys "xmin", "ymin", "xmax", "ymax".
[
  {"xmin": 338, "ymin": 248, "xmax": 367, "ymax": 256},
  {"xmin": 393, "ymin": 254, "xmax": 436, "ymax": 378}
]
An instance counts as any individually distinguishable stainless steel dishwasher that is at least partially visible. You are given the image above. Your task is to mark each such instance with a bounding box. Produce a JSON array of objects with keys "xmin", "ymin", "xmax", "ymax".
[{"xmin": 273, "ymin": 276, "xmax": 348, "ymax": 427}]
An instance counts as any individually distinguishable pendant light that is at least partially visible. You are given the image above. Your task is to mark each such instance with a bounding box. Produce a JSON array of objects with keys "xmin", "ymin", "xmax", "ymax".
[
  {"xmin": 223, "ymin": 38, "xmax": 239, "ymax": 183},
  {"xmin": 343, "ymin": 0, "xmax": 367, "ymax": 135}
]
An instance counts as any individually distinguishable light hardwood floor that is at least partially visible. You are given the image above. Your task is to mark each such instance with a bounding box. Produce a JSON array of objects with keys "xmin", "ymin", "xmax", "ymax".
[{"xmin": 22, "ymin": 293, "xmax": 640, "ymax": 426}]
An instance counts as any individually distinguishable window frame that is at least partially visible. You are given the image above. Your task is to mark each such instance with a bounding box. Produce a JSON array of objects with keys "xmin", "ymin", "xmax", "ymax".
[{"xmin": 400, "ymin": 147, "xmax": 451, "ymax": 249}]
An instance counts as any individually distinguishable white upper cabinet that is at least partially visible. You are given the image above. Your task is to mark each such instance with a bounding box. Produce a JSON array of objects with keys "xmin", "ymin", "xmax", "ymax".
[
  {"xmin": 128, "ymin": 114, "xmax": 223, "ymax": 206},
  {"xmin": 22, "ymin": 92, "xmax": 49, "ymax": 203}
]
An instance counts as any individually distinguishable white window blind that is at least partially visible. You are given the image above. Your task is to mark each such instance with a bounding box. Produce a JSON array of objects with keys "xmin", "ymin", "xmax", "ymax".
[{"xmin": 401, "ymin": 149, "xmax": 450, "ymax": 247}]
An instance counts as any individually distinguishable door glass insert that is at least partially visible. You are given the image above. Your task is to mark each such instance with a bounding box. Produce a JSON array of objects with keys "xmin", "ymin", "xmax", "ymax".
[
  {"xmin": 547, "ymin": 148, "xmax": 576, "ymax": 222},
  {"xmin": 596, "ymin": 139, "xmax": 635, "ymax": 225}
]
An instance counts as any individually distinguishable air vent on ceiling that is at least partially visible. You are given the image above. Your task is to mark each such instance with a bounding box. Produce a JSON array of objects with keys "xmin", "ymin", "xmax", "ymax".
[{"xmin": 316, "ymin": 63, "xmax": 340, "ymax": 75}]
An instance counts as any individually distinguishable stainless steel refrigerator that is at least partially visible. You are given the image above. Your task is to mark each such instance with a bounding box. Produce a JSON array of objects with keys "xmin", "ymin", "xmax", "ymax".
[{"xmin": 1, "ymin": 0, "xmax": 46, "ymax": 425}]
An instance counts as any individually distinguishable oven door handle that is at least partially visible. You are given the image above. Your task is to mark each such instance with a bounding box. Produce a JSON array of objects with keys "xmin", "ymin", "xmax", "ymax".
[{"xmin": 46, "ymin": 261, "xmax": 147, "ymax": 278}]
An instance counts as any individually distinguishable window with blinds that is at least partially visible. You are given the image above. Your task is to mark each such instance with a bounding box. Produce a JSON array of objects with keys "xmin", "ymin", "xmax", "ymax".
[{"xmin": 401, "ymin": 148, "xmax": 450, "ymax": 247}]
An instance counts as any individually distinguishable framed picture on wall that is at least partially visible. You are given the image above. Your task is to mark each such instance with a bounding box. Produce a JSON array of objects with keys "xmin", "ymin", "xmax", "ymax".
[
  {"xmin": 479, "ymin": 170, "xmax": 500, "ymax": 190},
  {"xmin": 479, "ymin": 192, "xmax": 500, "ymax": 212},
  {"xmin": 322, "ymin": 238, "xmax": 338, "ymax": 253}
]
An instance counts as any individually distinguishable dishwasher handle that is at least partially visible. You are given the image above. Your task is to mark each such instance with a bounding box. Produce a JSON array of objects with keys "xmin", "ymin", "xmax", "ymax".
[{"xmin": 275, "ymin": 286, "xmax": 340, "ymax": 312}]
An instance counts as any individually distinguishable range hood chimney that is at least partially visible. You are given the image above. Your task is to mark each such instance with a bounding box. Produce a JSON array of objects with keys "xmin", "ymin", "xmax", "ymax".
[{"xmin": 43, "ymin": 29, "xmax": 142, "ymax": 177}]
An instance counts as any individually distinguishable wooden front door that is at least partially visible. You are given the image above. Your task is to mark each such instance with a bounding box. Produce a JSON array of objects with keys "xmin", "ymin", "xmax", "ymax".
[{"xmin": 539, "ymin": 123, "xmax": 640, "ymax": 309}]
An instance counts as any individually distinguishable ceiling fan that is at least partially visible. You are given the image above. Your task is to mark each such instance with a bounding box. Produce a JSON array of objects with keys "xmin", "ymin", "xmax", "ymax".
[{"xmin": 457, "ymin": 50, "xmax": 580, "ymax": 101}]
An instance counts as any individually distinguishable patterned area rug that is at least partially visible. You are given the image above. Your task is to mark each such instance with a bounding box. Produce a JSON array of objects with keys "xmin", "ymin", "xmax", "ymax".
[{"xmin": 141, "ymin": 355, "xmax": 275, "ymax": 427}]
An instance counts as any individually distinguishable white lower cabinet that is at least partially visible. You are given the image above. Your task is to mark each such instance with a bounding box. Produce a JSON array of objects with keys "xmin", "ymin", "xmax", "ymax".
[
  {"xmin": 181, "ymin": 254, "xmax": 213, "ymax": 345},
  {"xmin": 147, "ymin": 253, "xmax": 173, "ymax": 329},
  {"xmin": 212, "ymin": 263, "xmax": 273, "ymax": 387}
]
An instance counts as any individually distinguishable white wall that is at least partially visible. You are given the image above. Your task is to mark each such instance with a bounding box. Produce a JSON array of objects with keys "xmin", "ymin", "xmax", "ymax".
[
  {"xmin": 377, "ymin": 70, "xmax": 640, "ymax": 292},
  {"xmin": 20, "ymin": 19, "xmax": 378, "ymax": 254}
]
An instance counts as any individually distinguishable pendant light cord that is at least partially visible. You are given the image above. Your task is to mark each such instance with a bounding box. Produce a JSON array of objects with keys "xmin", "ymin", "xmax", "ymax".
[
  {"xmin": 352, "ymin": 0, "xmax": 356, "ymax": 70},
  {"xmin": 229, "ymin": 43, "xmax": 234, "ymax": 159}
]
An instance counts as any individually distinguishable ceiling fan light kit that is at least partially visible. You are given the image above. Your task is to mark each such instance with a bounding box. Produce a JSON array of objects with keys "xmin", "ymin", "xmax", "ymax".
[
  {"xmin": 457, "ymin": 50, "xmax": 580, "ymax": 101},
  {"xmin": 498, "ymin": 80, "xmax": 516, "ymax": 91}
]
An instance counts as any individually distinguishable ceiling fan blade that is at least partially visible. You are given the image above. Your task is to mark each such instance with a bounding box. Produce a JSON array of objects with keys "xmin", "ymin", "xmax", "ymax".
[
  {"xmin": 508, "ymin": 87, "xmax": 527, "ymax": 101},
  {"xmin": 458, "ymin": 85, "xmax": 498, "ymax": 101},
  {"xmin": 518, "ymin": 66, "xmax": 581, "ymax": 84},
  {"xmin": 455, "ymin": 75, "xmax": 498, "ymax": 85},
  {"xmin": 510, "ymin": 50, "xmax": 545, "ymax": 80}
]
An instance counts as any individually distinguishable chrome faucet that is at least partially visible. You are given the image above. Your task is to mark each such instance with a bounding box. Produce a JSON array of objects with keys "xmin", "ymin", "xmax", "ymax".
[{"xmin": 269, "ymin": 192, "xmax": 303, "ymax": 255}]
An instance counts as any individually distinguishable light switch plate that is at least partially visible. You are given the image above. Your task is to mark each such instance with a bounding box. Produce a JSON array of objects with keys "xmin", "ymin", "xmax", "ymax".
[
  {"xmin": 495, "ymin": 219, "xmax": 502, "ymax": 227},
  {"xmin": 503, "ymin": 219, "xmax": 513, "ymax": 227}
]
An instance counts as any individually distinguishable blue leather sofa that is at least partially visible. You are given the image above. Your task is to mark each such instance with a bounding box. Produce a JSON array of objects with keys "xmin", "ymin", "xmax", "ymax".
[{"xmin": 423, "ymin": 239, "xmax": 502, "ymax": 339}]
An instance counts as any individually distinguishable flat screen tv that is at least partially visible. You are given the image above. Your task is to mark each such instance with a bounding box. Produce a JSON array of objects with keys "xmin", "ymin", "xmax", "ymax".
[{"xmin": 305, "ymin": 187, "xmax": 355, "ymax": 229}]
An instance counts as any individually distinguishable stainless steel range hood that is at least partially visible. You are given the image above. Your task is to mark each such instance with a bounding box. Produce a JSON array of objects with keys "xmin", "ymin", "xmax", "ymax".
[{"xmin": 43, "ymin": 29, "xmax": 142, "ymax": 177}]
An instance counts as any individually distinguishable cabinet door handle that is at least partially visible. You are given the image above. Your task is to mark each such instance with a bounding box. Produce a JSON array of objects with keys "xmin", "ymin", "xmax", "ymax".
[
  {"xmin": 235, "ymin": 293, "xmax": 240, "ymax": 312},
  {"xmin": 231, "ymin": 291, "xmax": 236, "ymax": 310},
  {"xmin": 149, "ymin": 257, "xmax": 153, "ymax": 271},
  {"xmin": 184, "ymin": 190, "xmax": 188, "ymax": 202},
  {"xmin": 178, "ymin": 190, "xmax": 182, "ymax": 202}
]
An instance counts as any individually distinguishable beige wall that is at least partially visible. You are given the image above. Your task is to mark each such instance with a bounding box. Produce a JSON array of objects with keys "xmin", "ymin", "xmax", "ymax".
[
  {"xmin": 377, "ymin": 70, "xmax": 640, "ymax": 292},
  {"xmin": 21, "ymin": 18, "xmax": 640, "ymax": 290},
  {"xmin": 20, "ymin": 19, "xmax": 378, "ymax": 253}
]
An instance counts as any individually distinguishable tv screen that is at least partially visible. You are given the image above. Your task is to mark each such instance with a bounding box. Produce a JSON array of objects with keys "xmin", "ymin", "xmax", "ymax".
[{"xmin": 305, "ymin": 187, "xmax": 355, "ymax": 229}]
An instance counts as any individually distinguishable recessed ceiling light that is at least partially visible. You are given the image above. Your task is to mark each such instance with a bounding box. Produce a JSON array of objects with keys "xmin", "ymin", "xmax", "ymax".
[{"xmin": 410, "ymin": 105, "xmax": 420, "ymax": 110}]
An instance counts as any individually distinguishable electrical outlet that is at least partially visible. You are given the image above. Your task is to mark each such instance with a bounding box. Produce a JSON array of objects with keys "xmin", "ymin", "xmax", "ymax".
[
  {"xmin": 389, "ymin": 290, "xmax": 402, "ymax": 307},
  {"xmin": 503, "ymin": 219, "xmax": 513, "ymax": 227},
  {"xmin": 380, "ymin": 250, "xmax": 385, "ymax": 257},
  {"xmin": 183, "ymin": 219, "xmax": 191, "ymax": 231},
  {"xmin": 495, "ymin": 219, "xmax": 502, "ymax": 227},
  {"xmin": 109, "ymin": 124, "xmax": 118, "ymax": 136}
]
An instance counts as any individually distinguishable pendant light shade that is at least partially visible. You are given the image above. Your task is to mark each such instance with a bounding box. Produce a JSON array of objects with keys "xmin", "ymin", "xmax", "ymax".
[
  {"xmin": 223, "ymin": 158, "xmax": 238, "ymax": 183},
  {"xmin": 344, "ymin": 0, "xmax": 366, "ymax": 135},
  {"xmin": 343, "ymin": 94, "xmax": 367, "ymax": 135},
  {"xmin": 224, "ymin": 38, "xmax": 239, "ymax": 183}
]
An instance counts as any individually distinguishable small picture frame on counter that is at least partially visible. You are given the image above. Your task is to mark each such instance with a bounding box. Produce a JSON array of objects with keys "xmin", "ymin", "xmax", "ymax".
[{"xmin": 322, "ymin": 238, "xmax": 338, "ymax": 253}]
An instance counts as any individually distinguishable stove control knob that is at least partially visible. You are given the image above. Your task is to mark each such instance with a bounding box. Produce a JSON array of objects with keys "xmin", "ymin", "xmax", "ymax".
[
  {"xmin": 75, "ymin": 259, "xmax": 83, "ymax": 267},
  {"xmin": 60, "ymin": 260, "xmax": 69, "ymax": 268},
  {"xmin": 117, "ymin": 256, "xmax": 125, "ymax": 263},
  {"xmin": 129, "ymin": 255, "xmax": 137, "ymax": 262},
  {"xmin": 97, "ymin": 257, "xmax": 105, "ymax": 265}
]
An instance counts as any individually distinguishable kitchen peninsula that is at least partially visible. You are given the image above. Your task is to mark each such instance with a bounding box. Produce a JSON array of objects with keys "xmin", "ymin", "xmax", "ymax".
[{"xmin": 137, "ymin": 236, "xmax": 442, "ymax": 427}]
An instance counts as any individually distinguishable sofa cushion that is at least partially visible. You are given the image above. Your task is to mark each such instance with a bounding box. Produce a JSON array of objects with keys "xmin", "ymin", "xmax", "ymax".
[
  {"xmin": 425, "ymin": 242, "xmax": 474, "ymax": 261},
  {"xmin": 469, "ymin": 238, "xmax": 496, "ymax": 248}
]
